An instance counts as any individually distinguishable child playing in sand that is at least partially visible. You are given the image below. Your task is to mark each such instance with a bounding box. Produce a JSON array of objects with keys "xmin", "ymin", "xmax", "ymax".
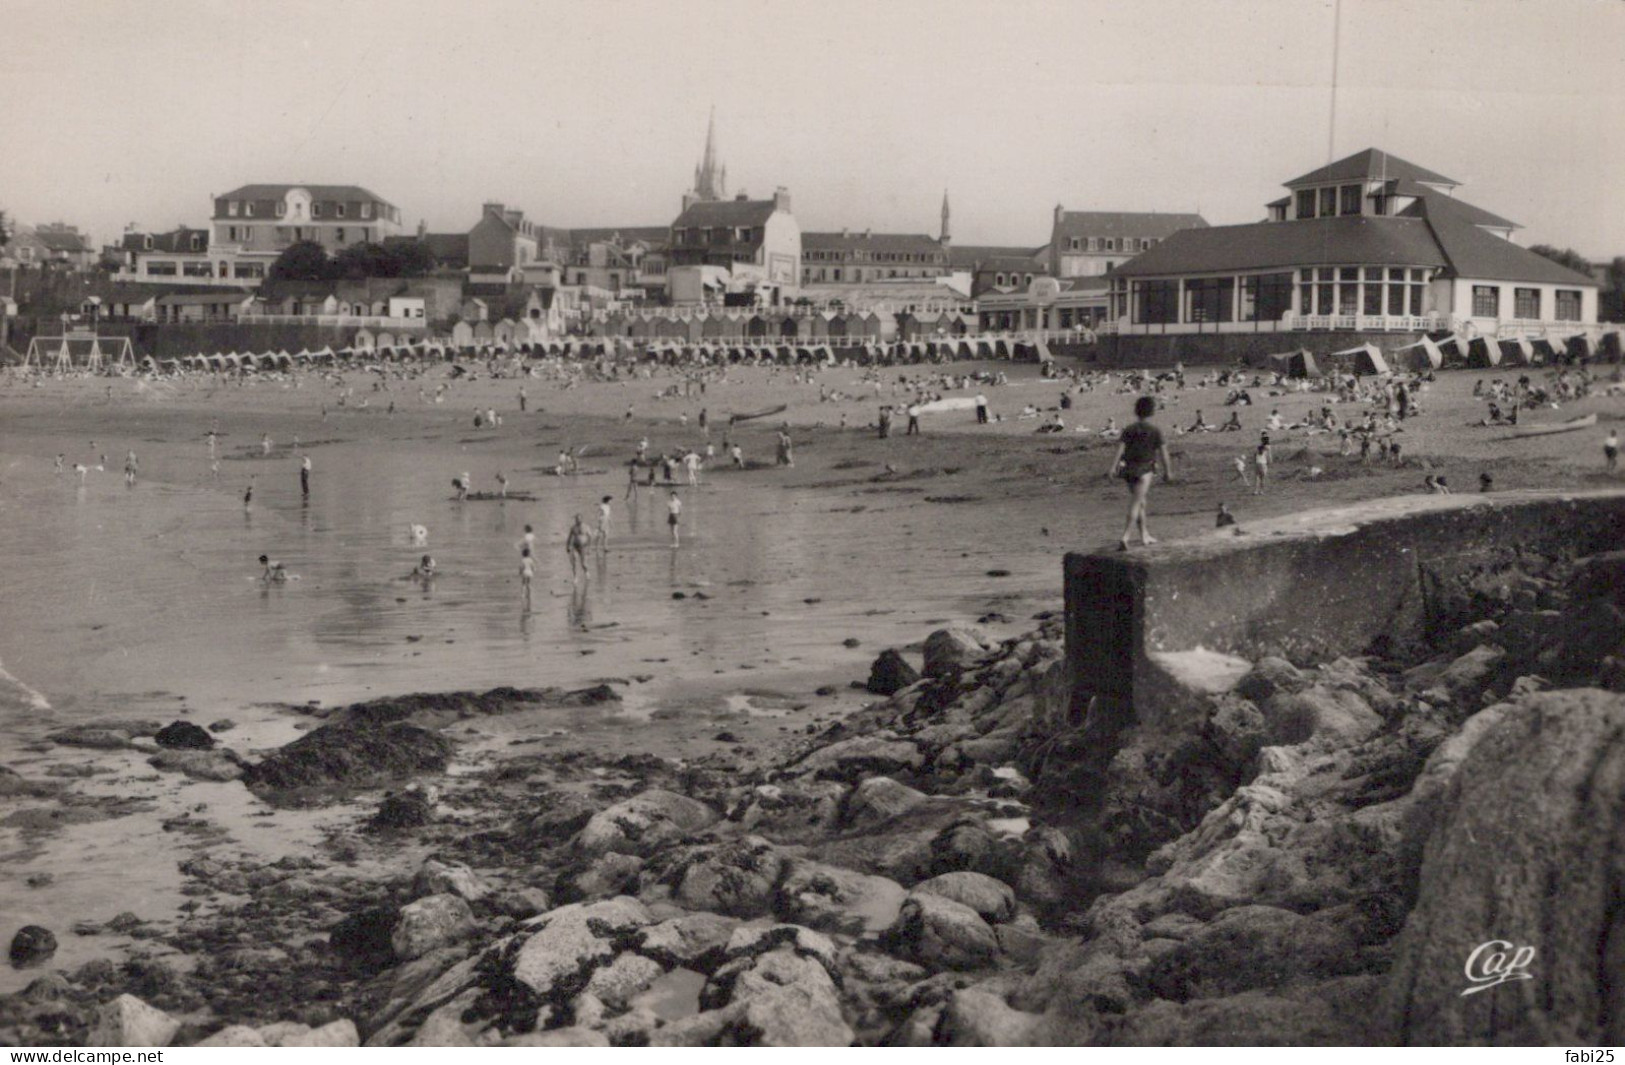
[
  {"xmin": 412, "ymin": 555, "xmax": 437, "ymax": 580},
  {"xmin": 258, "ymin": 555, "xmax": 288, "ymax": 583},
  {"xmin": 1216, "ymin": 502, "xmax": 1237, "ymax": 528}
]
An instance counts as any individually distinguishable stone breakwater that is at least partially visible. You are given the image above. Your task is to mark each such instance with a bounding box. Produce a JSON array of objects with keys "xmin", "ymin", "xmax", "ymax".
[{"xmin": 4, "ymin": 549, "xmax": 1625, "ymax": 1045}]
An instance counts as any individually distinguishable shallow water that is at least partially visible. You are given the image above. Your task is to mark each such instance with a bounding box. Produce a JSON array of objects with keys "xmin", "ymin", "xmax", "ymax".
[
  {"xmin": 0, "ymin": 434, "xmax": 1049, "ymax": 721},
  {"xmin": 0, "ymin": 422, "xmax": 1058, "ymax": 989}
]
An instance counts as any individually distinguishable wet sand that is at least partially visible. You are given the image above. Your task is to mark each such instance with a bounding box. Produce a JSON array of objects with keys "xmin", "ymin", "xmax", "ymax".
[{"xmin": 1, "ymin": 356, "xmax": 1621, "ymax": 991}]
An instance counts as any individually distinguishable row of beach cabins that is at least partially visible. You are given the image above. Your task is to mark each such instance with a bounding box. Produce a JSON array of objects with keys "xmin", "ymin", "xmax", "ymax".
[
  {"xmin": 1255, "ymin": 328, "xmax": 1625, "ymax": 379},
  {"xmin": 130, "ymin": 334, "xmax": 1057, "ymax": 376}
]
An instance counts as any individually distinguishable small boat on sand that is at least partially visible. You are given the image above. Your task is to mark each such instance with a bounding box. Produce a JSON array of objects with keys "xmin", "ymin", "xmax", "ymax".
[{"xmin": 1512, "ymin": 413, "xmax": 1597, "ymax": 438}]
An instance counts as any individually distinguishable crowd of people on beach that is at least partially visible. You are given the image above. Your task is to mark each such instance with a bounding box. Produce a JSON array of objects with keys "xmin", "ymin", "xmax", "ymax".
[{"xmin": 13, "ymin": 341, "xmax": 1625, "ymax": 604}]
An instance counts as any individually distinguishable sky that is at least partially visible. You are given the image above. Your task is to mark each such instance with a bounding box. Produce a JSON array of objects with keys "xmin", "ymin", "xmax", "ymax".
[{"xmin": 2, "ymin": 0, "xmax": 1622, "ymax": 256}]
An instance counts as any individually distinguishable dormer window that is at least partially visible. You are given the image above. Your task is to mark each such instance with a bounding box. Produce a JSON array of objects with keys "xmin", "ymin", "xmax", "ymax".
[
  {"xmin": 1069, "ymin": 238, "xmax": 1080, "ymax": 251},
  {"xmin": 1087, "ymin": 237, "xmax": 1099, "ymax": 252},
  {"xmin": 1296, "ymin": 190, "xmax": 1315, "ymax": 219},
  {"xmin": 1339, "ymin": 185, "xmax": 1361, "ymax": 215},
  {"xmin": 336, "ymin": 204, "xmax": 346, "ymax": 218},
  {"xmin": 1318, "ymin": 188, "xmax": 1337, "ymax": 217},
  {"xmin": 143, "ymin": 235, "xmax": 153, "ymax": 251},
  {"xmin": 190, "ymin": 235, "xmax": 203, "ymax": 251},
  {"xmin": 312, "ymin": 203, "xmax": 322, "ymax": 218},
  {"xmin": 245, "ymin": 203, "xmax": 255, "ymax": 217},
  {"xmin": 1104, "ymin": 239, "xmax": 1116, "ymax": 251},
  {"xmin": 227, "ymin": 201, "xmax": 239, "ymax": 217},
  {"xmin": 361, "ymin": 203, "xmax": 373, "ymax": 219}
]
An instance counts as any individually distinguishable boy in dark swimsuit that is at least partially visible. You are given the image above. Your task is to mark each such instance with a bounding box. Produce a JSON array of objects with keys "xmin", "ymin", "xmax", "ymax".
[{"xmin": 1106, "ymin": 396, "xmax": 1174, "ymax": 550}]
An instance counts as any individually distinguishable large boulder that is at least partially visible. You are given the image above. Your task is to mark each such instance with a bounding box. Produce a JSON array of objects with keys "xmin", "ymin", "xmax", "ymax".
[
  {"xmin": 882, "ymin": 892, "xmax": 1000, "ymax": 971},
  {"xmin": 412, "ymin": 858, "xmax": 489, "ymax": 902},
  {"xmin": 571, "ymin": 789, "xmax": 718, "ymax": 857},
  {"xmin": 923, "ymin": 628, "xmax": 987, "ymax": 679},
  {"xmin": 867, "ymin": 649, "xmax": 921, "ymax": 696},
  {"xmin": 912, "ymin": 871, "xmax": 1017, "ymax": 924},
  {"xmin": 790, "ymin": 734, "xmax": 923, "ymax": 783},
  {"xmin": 1234, "ymin": 656, "xmax": 1308, "ymax": 704},
  {"xmin": 9, "ymin": 925, "xmax": 57, "ymax": 966},
  {"xmin": 510, "ymin": 897, "xmax": 654, "ymax": 1001},
  {"xmin": 154, "ymin": 720, "xmax": 215, "ymax": 750},
  {"xmin": 1381, "ymin": 689, "xmax": 1625, "ymax": 1045},
  {"xmin": 938, "ymin": 987, "xmax": 1044, "ymax": 1046},
  {"xmin": 776, "ymin": 859, "xmax": 907, "ymax": 934},
  {"xmin": 246, "ymin": 723, "xmax": 452, "ymax": 791},
  {"xmin": 1260, "ymin": 686, "xmax": 1382, "ymax": 747},
  {"xmin": 88, "ymin": 994, "xmax": 180, "ymax": 1047},
  {"xmin": 633, "ymin": 912, "xmax": 740, "ymax": 969},
  {"xmin": 392, "ymin": 893, "xmax": 476, "ymax": 960},
  {"xmin": 660, "ymin": 835, "xmax": 787, "ymax": 918},
  {"xmin": 840, "ymin": 776, "xmax": 928, "ymax": 830},
  {"xmin": 1145, "ymin": 904, "xmax": 1359, "ymax": 1001}
]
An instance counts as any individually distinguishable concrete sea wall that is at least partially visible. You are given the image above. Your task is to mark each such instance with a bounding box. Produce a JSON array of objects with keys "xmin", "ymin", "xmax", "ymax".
[{"xmin": 1063, "ymin": 489, "xmax": 1625, "ymax": 728}]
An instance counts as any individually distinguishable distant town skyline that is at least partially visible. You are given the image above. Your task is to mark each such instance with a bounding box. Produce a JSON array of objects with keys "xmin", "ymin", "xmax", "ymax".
[{"xmin": 3, "ymin": 0, "xmax": 1622, "ymax": 257}]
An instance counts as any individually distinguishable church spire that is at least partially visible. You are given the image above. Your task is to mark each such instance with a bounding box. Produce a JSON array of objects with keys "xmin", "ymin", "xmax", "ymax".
[
  {"xmin": 694, "ymin": 107, "xmax": 724, "ymax": 201},
  {"xmin": 940, "ymin": 189, "xmax": 952, "ymax": 245}
]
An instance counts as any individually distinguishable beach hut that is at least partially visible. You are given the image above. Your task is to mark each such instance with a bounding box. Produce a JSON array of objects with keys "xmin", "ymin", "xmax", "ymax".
[
  {"xmin": 1335, "ymin": 342, "xmax": 1389, "ymax": 375},
  {"xmin": 472, "ymin": 321, "xmax": 494, "ymax": 345},
  {"xmin": 450, "ymin": 322, "xmax": 474, "ymax": 350}
]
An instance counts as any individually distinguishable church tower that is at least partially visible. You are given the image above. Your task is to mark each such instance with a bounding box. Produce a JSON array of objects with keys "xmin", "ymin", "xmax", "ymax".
[{"xmin": 940, "ymin": 189, "xmax": 952, "ymax": 247}]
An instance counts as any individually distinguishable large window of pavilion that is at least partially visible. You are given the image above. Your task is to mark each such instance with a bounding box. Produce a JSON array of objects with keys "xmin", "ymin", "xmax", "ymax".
[
  {"xmin": 1241, "ymin": 273, "xmax": 1294, "ymax": 321},
  {"xmin": 1295, "ymin": 265, "xmax": 1428, "ymax": 317},
  {"xmin": 1132, "ymin": 279, "xmax": 1180, "ymax": 325},
  {"xmin": 1185, "ymin": 277, "xmax": 1235, "ymax": 323}
]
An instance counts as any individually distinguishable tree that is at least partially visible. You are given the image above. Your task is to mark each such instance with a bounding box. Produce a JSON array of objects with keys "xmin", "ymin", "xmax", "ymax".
[
  {"xmin": 267, "ymin": 240, "xmax": 336, "ymax": 282},
  {"xmin": 0, "ymin": 210, "xmax": 11, "ymax": 253},
  {"xmin": 1602, "ymin": 256, "xmax": 1625, "ymax": 322},
  {"xmin": 1528, "ymin": 244, "xmax": 1595, "ymax": 277},
  {"xmin": 390, "ymin": 240, "xmax": 437, "ymax": 278},
  {"xmin": 332, "ymin": 240, "xmax": 437, "ymax": 280}
]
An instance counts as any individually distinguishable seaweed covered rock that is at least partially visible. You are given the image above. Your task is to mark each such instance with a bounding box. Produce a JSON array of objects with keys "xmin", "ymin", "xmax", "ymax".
[{"xmin": 246, "ymin": 723, "xmax": 452, "ymax": 791}]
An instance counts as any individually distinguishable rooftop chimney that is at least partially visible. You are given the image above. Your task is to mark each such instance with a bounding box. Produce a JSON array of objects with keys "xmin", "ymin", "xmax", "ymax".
[{"xmin": 773, "ymin": 186, "xmax": 792, "ymax": 213}]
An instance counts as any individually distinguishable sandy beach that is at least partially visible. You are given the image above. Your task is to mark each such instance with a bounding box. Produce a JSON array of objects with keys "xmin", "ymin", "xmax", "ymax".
[{"xmin": 1, "ymin": 354, "xmax": 1622, "ymax": 1037}]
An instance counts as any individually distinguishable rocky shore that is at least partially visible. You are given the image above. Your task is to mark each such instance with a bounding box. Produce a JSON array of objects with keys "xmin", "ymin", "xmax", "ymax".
[{"xmin": 5, "ymin": 543, "xmax": 1625, "ymax": 1046}]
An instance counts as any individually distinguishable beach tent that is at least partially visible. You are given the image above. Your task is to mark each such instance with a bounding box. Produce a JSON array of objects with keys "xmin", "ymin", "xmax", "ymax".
[
  {"xmin": 1466, "ymin": 335, "xmax": 1502, "ymax": 367},
  {"xmin": 1287, "ymin": 349, "xmax": 1319, "ymax": 378},
  {"xmin": 1500, "ymin": 336, "xmax": 1535, "ymax": 366},
  {"xmin": 992, "ymin": 338, "xmax": 1011, "ymax": 359},
  {"xmin": 1390, "ymin": 336, "xmax": 1443, "ymax": 372},
  {"xmin": 1562, "ymin": 333, "xmax": 1597, "ymax": 362},
  {"xmin": 1529, "ymin": 336, "xmax": 1562, "ymax": 362},
  {"xmin": 1437, "ymin": 334, "xmax": 1472, "ymax": 366},
  {"xmin": 1335, "ymin": 342, "xmax": 1389, "ymax": 375},
  {"xmin": 1600, "ymin": 329, "xmax": 1624, "ymax": 360}
]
